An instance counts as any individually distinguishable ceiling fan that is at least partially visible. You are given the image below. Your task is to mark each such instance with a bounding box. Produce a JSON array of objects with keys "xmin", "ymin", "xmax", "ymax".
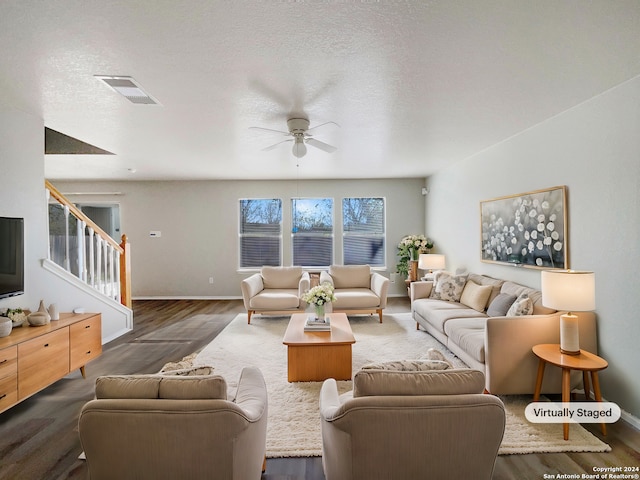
[{"xmin": 250, "ymin": 118, "xmax": 339, "ymax": 158}]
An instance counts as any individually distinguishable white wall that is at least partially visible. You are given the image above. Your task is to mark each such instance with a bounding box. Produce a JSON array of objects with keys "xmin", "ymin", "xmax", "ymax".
[
  {"xmin": 425, "ymin": 77, "xmax": 640, "ymax": 420},
  {"xmin": 0, "ymin": 109, "xmax": 131, "ymax": 342},
  {"xmin": 53, "ymin": 178, "xmax": 427, "ymax": 299}
]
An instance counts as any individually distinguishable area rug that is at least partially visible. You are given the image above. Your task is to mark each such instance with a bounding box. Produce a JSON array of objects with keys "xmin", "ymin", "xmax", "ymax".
[{"xmin": 193, "ymin": 313, "xmax": 610, "ymax": 457}]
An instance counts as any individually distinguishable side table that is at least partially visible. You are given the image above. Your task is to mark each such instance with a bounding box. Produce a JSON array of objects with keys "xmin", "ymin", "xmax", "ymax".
[{"xmin": 532, "ymin": 343, "xmax": 608, "ymax": 440}]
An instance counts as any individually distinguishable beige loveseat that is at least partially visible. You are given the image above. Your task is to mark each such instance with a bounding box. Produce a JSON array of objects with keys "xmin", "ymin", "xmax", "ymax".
[
  {"xmin": 241, "ymin": 266, "xmax": 311, "ymax": 323},
  {"xmin": 320, "ymin": 265, "xmax": 389, "ymax": 322},
  {"xmin": 319, "ymin": 368, "xmax": 505, "ymax": 480},
  {"xmin": 78, "ymin": 367, "xmax": 268, "ymax": 480},
  {"xmin": 411, "ymin": 272, "xmax": 597, "ymax": 395}
]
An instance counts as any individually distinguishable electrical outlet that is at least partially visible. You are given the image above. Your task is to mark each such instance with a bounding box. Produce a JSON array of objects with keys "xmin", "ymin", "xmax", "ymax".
[{"xmin": 208, "ymin": 277, "xmax": 214, "ymax": 284}]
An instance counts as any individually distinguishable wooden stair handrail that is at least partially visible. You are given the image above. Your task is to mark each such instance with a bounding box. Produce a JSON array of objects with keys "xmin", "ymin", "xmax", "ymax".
[
  {"xmin": 46, "ymin": 180, "xmax": 131, "ymax": 308},
  {"xmin": 45, "ymin": 180, "xmax": 123, "ymax": 253}
]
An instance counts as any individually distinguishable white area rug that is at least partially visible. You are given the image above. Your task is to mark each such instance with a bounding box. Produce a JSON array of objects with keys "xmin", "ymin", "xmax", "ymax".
[{"xmin": 194, "ymin": 313, "xmax": 610, "ymax": 457}]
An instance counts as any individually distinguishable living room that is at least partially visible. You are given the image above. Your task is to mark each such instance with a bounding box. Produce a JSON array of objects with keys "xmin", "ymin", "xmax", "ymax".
[{"xmin": 1, "ymin": 1, "xmax": 639, "ymax": 478}]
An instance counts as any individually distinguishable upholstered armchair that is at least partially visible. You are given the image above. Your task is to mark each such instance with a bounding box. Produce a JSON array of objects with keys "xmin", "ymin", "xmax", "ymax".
[
  {"xmin": 319, "ymin": 368, "xmax": 505, "ymax": 480},
  {"xmin": 78, "ymin": 366, "xmax": 268, "ymax": 480},
  {"xmin": 319, "ymin": 265, "xmax": 389, "ymax": 322},
  {"xmin": 241, "ymin": 266, "xmax": 311, "ymax": 323}
]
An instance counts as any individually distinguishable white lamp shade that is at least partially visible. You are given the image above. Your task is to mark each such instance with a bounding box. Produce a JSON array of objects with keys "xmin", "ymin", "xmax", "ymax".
[
  {"xmin": 541, "ymin": 270, "xmax": 596, "ymax": 312},
  {"xmin": 418, "ymin": 254, "xmax": 445, "ymax": 271}
]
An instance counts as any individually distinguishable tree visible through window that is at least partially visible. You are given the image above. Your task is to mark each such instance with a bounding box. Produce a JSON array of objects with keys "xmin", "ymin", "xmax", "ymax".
[
  {"xmin": 343, "ymin": 197, "xmax": 385, "ymax": 266},
  {"xmin": 239, "ymin": 199, "xmax": 282, "ymax": 268},
  {"xmin": 292, "ymin": 198, "xmax": 333, "ymax": 267}
]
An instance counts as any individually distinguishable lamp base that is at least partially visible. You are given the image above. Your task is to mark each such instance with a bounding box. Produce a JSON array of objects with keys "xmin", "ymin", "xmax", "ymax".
[
  {"xmin": 560, "ymin": 313, "xmax": 580, "ymax": 356},
  {"xmin": 560, "ymin": 347, "xmax": 581, "ymax": 356}
]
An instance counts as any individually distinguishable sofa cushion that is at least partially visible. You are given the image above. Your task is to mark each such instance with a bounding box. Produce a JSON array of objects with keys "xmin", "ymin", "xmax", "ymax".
[
  {"xmin": 329, "ymin": 265, "xmax": 371, "ymax": 289},
  {"xmin": 486, "ymin": 293, "xmax": 517, "ymax": 317},
  {"xmin": 413, "ymin": 299, "xmax": 486, "ymax": 334},
  {"xmin": 95, "ymin": 375, "xmax": 228, "ymax": 400},
  {"xmin": 430, "ymin": 271, "xmax": 467, "ymax": 302},
  {"xmin": 352, "ymin": 368, "xmax": 485, "ymax": 397},
  {"xmin": 444, "ymin": 318, "xmax": 487, "ymax": 364},
  {"xmin": 506, "ymin": 293, "xmax": 534, "ymax": 316},
  {"xmin": 261, "ymin": 266, "xmax": 303, "ymax": 289},
  {"xmin": 459, "ymin": 281, "xmax": 493, "ymax": 312},
  {"xmin": 333, "ymin": 288, "xmax": 380, "ymax": 308},
  {"xmin": 249, "ymin": 289, "xmax": 300, "ymax": 309}
]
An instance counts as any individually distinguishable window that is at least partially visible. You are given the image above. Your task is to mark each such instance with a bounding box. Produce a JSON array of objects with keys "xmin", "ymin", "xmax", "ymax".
[
  {"xmin": 292, "ymin": 198, "xmax": 333, "ymax": 267},
  {"xmin": 342, "ymin": 197, "xmax": 385, "ymax": 266},
  {"xmin": 239, "ymin": 199, "xmax": 282, "ymax": 268}
]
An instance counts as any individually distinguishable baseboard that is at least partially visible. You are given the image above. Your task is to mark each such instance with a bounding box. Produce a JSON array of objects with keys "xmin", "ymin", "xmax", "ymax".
[{"xmin": 132, "ymin": 295, "xmax": 241, "ymax": 301}]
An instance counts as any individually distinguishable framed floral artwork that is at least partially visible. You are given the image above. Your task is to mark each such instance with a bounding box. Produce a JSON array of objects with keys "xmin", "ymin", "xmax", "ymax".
[{"xmin": 480, "ymin": 186, "xmax": 568, "ymax": 269}]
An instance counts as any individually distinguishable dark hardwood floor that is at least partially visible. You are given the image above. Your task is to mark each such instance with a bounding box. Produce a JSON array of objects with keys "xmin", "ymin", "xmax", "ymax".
[{"xmin": 0, "ymin": 298, "xmax": 638, "ymax": 479}]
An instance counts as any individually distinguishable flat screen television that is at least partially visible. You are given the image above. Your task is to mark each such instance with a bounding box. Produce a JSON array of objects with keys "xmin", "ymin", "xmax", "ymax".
[{"xmin": 0, "ymin": 216, "xmax": 25, "ymax": 299}]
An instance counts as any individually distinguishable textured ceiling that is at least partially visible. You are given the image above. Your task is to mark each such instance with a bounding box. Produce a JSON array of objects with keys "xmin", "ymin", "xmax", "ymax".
[{"xmin": 1, "ymin": 0, "xmax": 639, "ymax": 181}]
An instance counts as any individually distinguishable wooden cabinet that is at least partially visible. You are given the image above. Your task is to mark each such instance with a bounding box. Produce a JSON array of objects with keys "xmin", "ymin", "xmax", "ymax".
[
  {"xmin": 0, "ymin": 313, "xmax": 101, "ymax": 414},
  {"xmin": 0, "ymin": 345, "xmax": 18, "ymax": 412},
  {"xmin": 70, "ymin": 315, "xmax": 102, "ymax": 374}
]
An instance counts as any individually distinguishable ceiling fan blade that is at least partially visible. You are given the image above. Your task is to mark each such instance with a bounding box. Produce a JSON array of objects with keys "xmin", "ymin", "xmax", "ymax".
[
  {"xmin": 306, "ymin": 121, "xmax": 340, "ymax": 135},
  {"xmin": 249, "ymin": 126, "xmax": 290, "ymax": 136},
  {"xmin": 262, "ymin": 138, "xmax": 293, "ymax": 151},
  {"xmin": 306, "ymin": 137, "xmax": 337, "ymax": 153}
]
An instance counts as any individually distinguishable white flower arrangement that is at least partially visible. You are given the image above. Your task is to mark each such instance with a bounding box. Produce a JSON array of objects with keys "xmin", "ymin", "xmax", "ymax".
[{"xmin": 301, "ymin": 282, "xmax": 336, "ymax": 306}]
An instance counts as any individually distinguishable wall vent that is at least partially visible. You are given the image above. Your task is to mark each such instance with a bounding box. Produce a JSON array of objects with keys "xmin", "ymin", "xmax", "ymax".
[{"xmin": 95, "ymin": 75, "xmax": 161, "ymax": 105}]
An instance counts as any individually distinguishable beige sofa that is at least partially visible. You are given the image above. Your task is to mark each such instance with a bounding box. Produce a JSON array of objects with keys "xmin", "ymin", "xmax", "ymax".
[
  {"xmin": 78, "ymin": 367, "xmax": 268, "ymax": 480},
  {"xmin": 319, "ymin": 368, "xmax": 505, "ymax": 480},
  {"xmin": 241, "ymin": 266, "xmax": 311, "ymax": 323},
  {"xmin": 411, "ymin": 272, "xmax": 597, "ymax": 395},
  {"xmin": 320, "ymin": 265, "xmax": 389, "ymax": 322}
]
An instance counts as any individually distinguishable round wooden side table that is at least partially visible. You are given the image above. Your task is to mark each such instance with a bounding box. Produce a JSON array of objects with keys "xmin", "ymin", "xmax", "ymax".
[{"xmin": 532, "ymin": 343, "xmax": 608, "ymax": 441}]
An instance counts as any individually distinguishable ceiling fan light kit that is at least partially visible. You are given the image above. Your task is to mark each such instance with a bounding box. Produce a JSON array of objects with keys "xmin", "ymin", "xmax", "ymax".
[{"xmin": 251, "ymin": 117, "xmax": 338, "ymax": 158}]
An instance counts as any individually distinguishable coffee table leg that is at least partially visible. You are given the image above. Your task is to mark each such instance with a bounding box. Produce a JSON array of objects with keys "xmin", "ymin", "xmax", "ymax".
[
  {"xmin": 562, "ymin": 368, "xmax": 571, "ymax": 440},
  {"xmin": 583, "ymin": 371, "xmax": 591, "ymax": 400}
]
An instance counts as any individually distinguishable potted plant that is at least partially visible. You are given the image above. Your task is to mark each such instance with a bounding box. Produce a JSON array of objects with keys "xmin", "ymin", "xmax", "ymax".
[{"xmin": 396, "ymin": 235, "xmax": 434, "ymax": 279}]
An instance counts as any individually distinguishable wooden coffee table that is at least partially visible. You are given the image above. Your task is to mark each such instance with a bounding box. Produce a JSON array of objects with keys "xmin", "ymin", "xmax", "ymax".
[{"xmin": 282, "ymin": 313, "xmax": 356, "ymax": 382}]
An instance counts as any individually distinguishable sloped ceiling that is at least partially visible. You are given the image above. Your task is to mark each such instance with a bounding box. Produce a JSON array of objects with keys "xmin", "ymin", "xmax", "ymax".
[{"xmin": 1, "ymin": 1, "xmax": 639, "ymax": 180}]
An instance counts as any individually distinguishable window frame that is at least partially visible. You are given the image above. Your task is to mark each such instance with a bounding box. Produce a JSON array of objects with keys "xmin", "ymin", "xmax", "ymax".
[
  {"xmin": 291, "ymin": 197, "xmax": 334, "ymax": 268},
  {"xmin": 238, "ymin": 198, "xmax": 283, "ymax": 269},
  {"xmin": 342, "ymin": 196, "xmax": 386, "ymax": 267}
]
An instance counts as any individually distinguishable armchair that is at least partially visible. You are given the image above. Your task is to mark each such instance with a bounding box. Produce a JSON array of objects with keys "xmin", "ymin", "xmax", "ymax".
[
  {"xmin": 320, "ymin": 265, "xmax": 389, "ymax": 322},
  {"xmin": 319, "ymin": 368, "xmax": 505, "ymax": 480},
  {"xmin": 78, "ymin": 366, "xmax": 268, "ymax": 480},
  {"xmin": 241, "ymin": 266, "xmax": 311, "ymax": 323}
]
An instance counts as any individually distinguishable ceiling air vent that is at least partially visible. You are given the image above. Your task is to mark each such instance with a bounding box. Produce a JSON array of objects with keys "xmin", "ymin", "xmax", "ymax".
[{"xmin": 95, "ymin": 75, "xmax": 160, "ymax": 105}]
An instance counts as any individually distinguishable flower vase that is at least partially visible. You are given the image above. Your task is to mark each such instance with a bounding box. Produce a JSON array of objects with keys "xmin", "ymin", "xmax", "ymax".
[
  {"xmin": 314, "ymin": 303, "xmax": 326, "ymax": 321},
  {"xmin": 409, "ymin": 260, "xmax": 419, "ymax": 282}
]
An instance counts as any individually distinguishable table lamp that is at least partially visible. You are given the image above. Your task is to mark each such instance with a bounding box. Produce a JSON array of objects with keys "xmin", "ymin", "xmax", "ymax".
[
  {"xmin": 541, "ymin": 270, "xmax": 595, "ymax": 355},
  {"xmin": 418, "ymin": 254, "xmax": 446, "ymax": 280}
]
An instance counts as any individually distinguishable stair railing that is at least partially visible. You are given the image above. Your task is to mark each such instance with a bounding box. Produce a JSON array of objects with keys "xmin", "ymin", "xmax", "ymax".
[{"xmin": 45, "ymin": 180, "xmax": 132, "ymax": 308}]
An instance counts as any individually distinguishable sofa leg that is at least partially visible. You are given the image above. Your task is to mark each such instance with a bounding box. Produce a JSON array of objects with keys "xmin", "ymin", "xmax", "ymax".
[
  {"xmin": 247, "ymin": 310, "xmax": 253, "ymax": 324},
  {"xmin": 416, "ymin": 322, "xmax": 420, "ymax": 330},
  {"xmin": 262, "ymin": 455, "xmax": 267, "ymax": 472},
  {"xmin": 377, "ymin": 309, "xmax": 383, "ymax": 323}
]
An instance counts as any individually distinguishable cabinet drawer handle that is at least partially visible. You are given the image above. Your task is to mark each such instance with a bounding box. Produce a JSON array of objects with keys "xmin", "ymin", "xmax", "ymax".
[
  {"xmin": 0, "ymin": 359, "xmax": 7, "ymax": 365},
  {"xmin": 44, "ymin": 343, "xmax": 50, "ymax": 347},
  {"xmin": 86, "ymin": 350, "xmax": 91, "ymax": 355},
  {"xmin": 85, "ymin": 325, "xmax": 91, "ymax": 329},
  {"xmin": 0, "ymin": 393, "xmax": 6, "ymax": 400}
]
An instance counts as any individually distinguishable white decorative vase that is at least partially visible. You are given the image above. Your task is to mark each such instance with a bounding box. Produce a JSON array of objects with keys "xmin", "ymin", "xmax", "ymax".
[
  {"xmin": 314, "ymin": 303, "xmax": 326, "ymax": 321},
  {"xmin": 0, "ymin": 317, "xmax": 12, "ymax": 337}
]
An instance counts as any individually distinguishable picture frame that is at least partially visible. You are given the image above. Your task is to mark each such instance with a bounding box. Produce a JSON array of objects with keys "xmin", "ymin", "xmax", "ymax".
[{"xmin": 480, "ymin": 186, "xmax": 568, "ymax": 269}]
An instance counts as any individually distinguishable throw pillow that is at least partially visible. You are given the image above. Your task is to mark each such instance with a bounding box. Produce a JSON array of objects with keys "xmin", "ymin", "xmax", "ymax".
[
  {"xmin": 361, "ymin": 359, "xmax": 453, "ymax": 371},
  {"xmin": 486, "ymin": 293, "xmax": 517, "ymax": 317},
  {"xmin": 506, "ymin": 293, "xmax": 534, "ymax": 316},
  {"xmin": 429, "ymin": 271, "xmax": 467, "ymax": 302},
  {"xmin": 459, "ymin": 281, "xmax": 493, "ymax": 312}
]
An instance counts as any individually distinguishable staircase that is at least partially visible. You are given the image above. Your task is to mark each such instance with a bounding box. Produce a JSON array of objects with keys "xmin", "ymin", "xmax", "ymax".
[{"xmin": 45, "ymin": 180, "xmax": 132, "ymax": 309}]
